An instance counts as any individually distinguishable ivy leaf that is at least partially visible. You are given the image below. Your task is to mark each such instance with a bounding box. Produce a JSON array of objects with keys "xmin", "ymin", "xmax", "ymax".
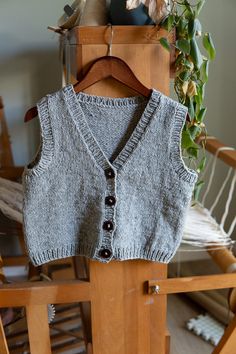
[
  {"xmin": 201, "ymin": 59, "xmax": 209, "ymax": 83},
  {"xmin": 188, "ymin": 19, "xmax": 202, "ymax": 39},
  {"xmin": 197, "ymin": 156, "xmax": 207, "ymax": 173},
  {"xmin": 203, "ymin": 33, "xmax": 216, "ymax": 60},
  {"xmin": 195, "ymin": 19, "xmax": 202, "ymax": 36},
  {"xmin": 175, "ymin": 53, "xmax": 184, "ymax": 68},
  {"xmin": 196, "ymin": 0, "xmax": 206, "ymax": 16},
  {"xmin": 187, "ymin": 147, "xmax": 199, "ymax": 159},
  {"xmin": 197, "ymin": 107, "xmax": 207, "ymax": 122},
  {"xmin": 177, "ymin": 17, "xmax": 188, "ymax": 36},
  {"xmin": 190, "ymin": 38, "xmax": 203, "ymax": 69},
  {"xmin": 161, "ymin": 14, "xmax": 175, "ymax": 31},
  {"xmin": 176, "ymin": 39, "xmax": 190, "ymax": 54},
  {"xmin": 160, "ymin": 16, "xmax": 169, "ymax": 30},
  {"xmin": 160, "ymin": 37, "xmax": 171, "ymax": 52},
  {"xmin": 193, "ymin": 180, "xmax": 204, "ymax": 201},
  {"xmin": 189, "ymin": 125, "xmax": 202, "ymax": 140},
  {"xmin": 182, "ymin": 58, "xmax": 194, "ymax": 71},
  {"xmin": 199, "ymin": 83, "xmax": 206, "ymax": 101},
  {"xmin": 179, "ymin": 70, "xmax": 191, "ymax": 81},
  {"xmin": 183, "ymin": 1, "xmax": 194, "ymax": 17},
  {"xmin": 195, "ymin": 83, "xmax": 206, "ymax": 109},
  {"xmin": 187, "ymin": 97, "xmax": 195, "ymax": 119},
  {"xmin": 182, "ymin": 129, "xmax": 199, "ymax": 150}
]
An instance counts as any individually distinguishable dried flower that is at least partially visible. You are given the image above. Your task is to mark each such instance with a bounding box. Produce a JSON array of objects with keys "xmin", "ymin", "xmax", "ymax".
[
  {"xmin": 187, "ymin": 80, "xmax": 197, "ymax": 98},
  {"xmin": 126, "ymin": 0, "xmax": 170, "ymax": 23}
]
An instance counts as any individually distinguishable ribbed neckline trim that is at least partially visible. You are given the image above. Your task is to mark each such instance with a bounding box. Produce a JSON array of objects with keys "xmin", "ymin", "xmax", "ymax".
[
  {"xmin": 63, "ymin": 84, "xmax": 161, "ymax": 172},
  {"xmin": 73, "ymin": 90, "xmax": 150, "ymax": 108}
]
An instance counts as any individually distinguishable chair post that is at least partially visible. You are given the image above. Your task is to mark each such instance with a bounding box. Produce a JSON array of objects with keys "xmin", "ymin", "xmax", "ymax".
[
  {"xmin": 89, "ymin": 260, "xmax": 167, "ymax": 354},
  {"xmin": 0, "ymin": 315, "xmax": 9, "ymax": 354}
]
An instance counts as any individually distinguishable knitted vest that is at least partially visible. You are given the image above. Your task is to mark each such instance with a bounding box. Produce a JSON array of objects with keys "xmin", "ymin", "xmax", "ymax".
[{"xmin": 22, "ymin": 85, "xmax": 198, "ymax": 266}]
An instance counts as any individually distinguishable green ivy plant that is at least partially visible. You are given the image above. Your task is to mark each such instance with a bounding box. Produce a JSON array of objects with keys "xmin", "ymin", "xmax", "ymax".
[{"xmin": 159, "ymin": 0, "xmax": 216, "ymax": 199}]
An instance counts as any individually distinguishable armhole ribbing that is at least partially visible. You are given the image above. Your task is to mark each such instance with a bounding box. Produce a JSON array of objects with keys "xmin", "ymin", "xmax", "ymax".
[
  {"xmin": 24, "ymin": 95, "xmax": 54, "ymax": 177},
  {"xmin": 170, "ymin": 103, "xmax": 198, "ymax": 184}
]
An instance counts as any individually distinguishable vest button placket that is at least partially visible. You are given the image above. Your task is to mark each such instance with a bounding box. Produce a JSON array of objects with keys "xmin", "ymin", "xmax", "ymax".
[
  {"xmin": 99, "ymin": 248, "xmax": 112, "ymax": 259},
  {"xmin": 96, "ymin": 166, "xmax": 117, "ymax": 262},
  {"xmin": 105, "ymin": 196, "xmax": 116, "ymax": 206},
  {"xmin": 104, "ymin": 168, "xmax": 115, "ymax": 179},
  {"xmin": 103, "ymin": 220, "xmax": 114, "ymax": 231}
]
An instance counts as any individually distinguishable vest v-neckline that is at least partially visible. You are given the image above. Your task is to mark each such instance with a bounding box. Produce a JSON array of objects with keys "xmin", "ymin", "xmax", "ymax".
[{"xmin": 63, "ymin": 84, "xmax": 161, "ymax": 172}]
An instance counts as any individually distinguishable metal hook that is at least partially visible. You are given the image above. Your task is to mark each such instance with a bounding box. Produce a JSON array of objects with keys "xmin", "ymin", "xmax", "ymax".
[{"xmin": 107, "ymin": 24, "xmax": 114, "ymax": 56}]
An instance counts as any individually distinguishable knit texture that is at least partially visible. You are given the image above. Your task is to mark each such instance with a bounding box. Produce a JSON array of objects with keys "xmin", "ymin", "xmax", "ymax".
[{"xmin": 22, "ymin": 84, "xmax": 198, "ymax": 266}]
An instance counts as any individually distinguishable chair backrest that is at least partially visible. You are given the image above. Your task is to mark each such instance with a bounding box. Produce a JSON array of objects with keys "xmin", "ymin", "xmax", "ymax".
[
  {"xmin": 0, "ymin": 278, "xmax": 90, "ymax": 354},
  {"xmin": 181, "ymin": 136, "xmax": 236, "ymax": 249},
  {"xmin": 200, "ymin": 138, "xmax": 236, "ymax": 238},
  {"xmin": 0, "ymin": 97, "xmax": 14, "ymax": 169}
]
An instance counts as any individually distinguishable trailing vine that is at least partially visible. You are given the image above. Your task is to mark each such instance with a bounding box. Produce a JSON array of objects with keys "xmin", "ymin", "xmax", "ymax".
[{"xmin": 159, "ymin": 0, "xmax": 216, "ymax": 199}]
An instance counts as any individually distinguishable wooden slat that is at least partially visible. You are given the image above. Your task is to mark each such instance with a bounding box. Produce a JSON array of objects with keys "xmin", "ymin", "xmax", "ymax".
[
  {"xmin": 26, "ymin": 304, "xmax": 51, "ymax": 354},
  {"xmin": 165, "ymin": 328, "xmax": 170, "ymax": 354},
  {"xmin": 87, "ymin": 343, "xmax": 93, "ymax": 354},
  {"xmin": 148, "ymin": 273, "xmax": 236, "ymax": 295},
  {"xmin": 0, "ymin": 256, "xmax": 6, "ymax": 283},
  {"xmin": 0, "ymin": 166, "xmax": 24, "ymax": 180},
  {"xmin": 8, "ymin": 331, "xmax": 84, "ymax": 354},
  {"xmin": 199, "ymin": 136, "xmax": 236, "ymax": 169},
  {"xmin": 6, "ymin": 325, "xmax": 83, "ymax": 345},
  {"xmin": 51, "ymin": 314, "xmax": 81, "ymax": 328},
  {"xmin": 68, "ymin": 26, "xmax": 174, "ymax": 45},
  {"xmin": 52, "ymin": 340, "xmax": 85, "ymax": 354},
  {"xmin": 0, "ymin": 280, "xmax": 91, "ymax": 307},
  {"xmin": 0, "ymin": 98, "xmax": 14, "ymax": 167},
  {"xmin": 213, "ymin": 314, "xmax": 236, "ymax": 354},
  {"xmin": 0, "ymin": 316, "xmax": 9, "ymax": 354}
]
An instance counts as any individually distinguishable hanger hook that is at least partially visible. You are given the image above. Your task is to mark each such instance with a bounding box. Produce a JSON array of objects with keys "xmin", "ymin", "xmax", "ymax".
[{"xmin": 107, "ymin": 24, "xmax": 114, "ymax": 56}]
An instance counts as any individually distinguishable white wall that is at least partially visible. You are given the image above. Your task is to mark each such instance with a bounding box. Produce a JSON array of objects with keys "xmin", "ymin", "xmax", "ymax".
[
  {"xmin": 0, "ymin": 0, "xmax": 66, "ymax": 165},
  {"xmin": 199, "ymin": 0, "xmax": 236, "ymax": 241},
  {"xmin": 199, "ymin": 0, "xmax": 236, "ymax": 147}
]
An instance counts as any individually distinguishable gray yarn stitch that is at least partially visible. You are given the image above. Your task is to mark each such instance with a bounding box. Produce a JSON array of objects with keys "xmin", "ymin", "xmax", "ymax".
[{"xmin": 22, "ymin": 84, "xmax": 198, "ymax": 266}]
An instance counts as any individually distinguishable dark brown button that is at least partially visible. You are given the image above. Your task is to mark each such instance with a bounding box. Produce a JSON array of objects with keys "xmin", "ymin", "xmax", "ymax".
[
  {"xmin": 99, "ymin": 248, "xmax": 112, "ymax": 259},
  {"xmin": 104, "ymin": 168, "xmax": 115, "ymax": 179},
  {"xmin": 105, "ymin": 196, "xmax": 116, "ymax": 206},
  {"xmin": 103, "ymin": 220, "xmax": 114, "ymax": 231}
]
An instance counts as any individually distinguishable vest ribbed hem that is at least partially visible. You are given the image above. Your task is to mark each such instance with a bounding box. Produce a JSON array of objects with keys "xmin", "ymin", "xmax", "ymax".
[
  {"xmin": 63, "ymin": 85, "xmax": 162, "ymax": 172},
  {"xmin": 28, "ymin": 243, "xmax": 176, "ymax": 266},
  {"xmin": 170, "ymin": 103, "xmax": 198, "ymax": 184}
]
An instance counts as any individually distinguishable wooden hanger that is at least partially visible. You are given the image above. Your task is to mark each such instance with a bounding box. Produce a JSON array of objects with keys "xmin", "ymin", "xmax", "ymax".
[
  {"xmin": 24, "ymin": 55, "xmax": 152, "ymax": 122},
  {"xmin": 24, "ymin": 25, "xmax": 190, "ymax": 122},
  {"xmin": 73, "ymin": 55, "xmax": 152, "ymax": 98}
]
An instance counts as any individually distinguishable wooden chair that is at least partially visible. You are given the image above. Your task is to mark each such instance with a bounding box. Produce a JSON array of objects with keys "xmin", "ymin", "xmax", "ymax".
[{"xmin": 0, "ymin": 99, "xmax": 86, "ymax": 353}]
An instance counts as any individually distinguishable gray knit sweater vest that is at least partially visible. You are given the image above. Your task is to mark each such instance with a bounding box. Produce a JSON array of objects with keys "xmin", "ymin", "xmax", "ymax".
[{"xmin": 22, "ymin": 84, "xmax": 198, "ymax": 266}]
